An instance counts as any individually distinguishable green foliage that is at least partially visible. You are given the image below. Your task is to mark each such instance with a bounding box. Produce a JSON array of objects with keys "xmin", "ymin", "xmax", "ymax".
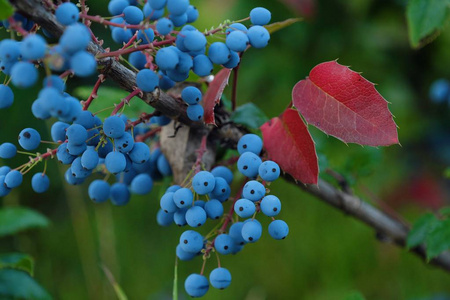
[
  {"xmin": 426, "ymin": 219, "xmax": 450, "ymax": 259},
  {"xmin": 406, "ymin": 0, "xmax": 450, "ymax": 48},
  {"xmin": 231, "ymin": 103, "xmax": 268, "ymax": 129},
  {"xmin": 407, "ymin": 213, "xmax": 438, "ymax": 249},
  {"xmin": 265, "ymin": 18, "xmax": 302, "ymax": 34},
  {"xmin": 0, "ymin": 207, "xmax": 49, "ymax": 238},
  {"xmin": 0, "ymin": 0, "xmax": 14, "ymax": 20},
  {"xmin": 345, "ymin": 291, "xmax": 366, "ymax": 300},
  {"xmin": 0, "ymin": 253, "xmax": 34, "ymax": 276},
  {"xmin": 444, "ymin": 167, "xmax": 450, "ymax": 179},
  {"xmin": 73, "ymin": 86, "xmax": 153, "ymax": 119},
  {"xmin": 0, "ymin": 269, "xmax": 51, "ymax": 300}
]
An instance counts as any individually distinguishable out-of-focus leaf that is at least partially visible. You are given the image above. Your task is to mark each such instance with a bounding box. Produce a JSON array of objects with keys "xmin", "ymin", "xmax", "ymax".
[
  {"xmin": 0, "ymin": 207, "xmax": 49, "ymax": 238},
  {"xmin": 345, "ymin": 291, "xmax": 366, "ymax": 300},
  {"xmin": 0, "ymin": 253, "xmax": 34, "ymax": 276},
  {"xmin": 439, "ymin": 207, "xmax": 450, "ymax": 216},
  {"xmin": 293, "ymin": 61, "xmax": 399, "ymax": 146},
  {"xmin": 0, "ymin": 269, "xmax": 51, "ymax": 300},
  {"xmin": 173, "ymin": 257, "xmax": 178, "ymax": 300},
  {"xmin": 426, "ymin": 219, "xmax": 450, "ymax": 259},
  {"xmin": 0, "ymin": 0, "xmax": 14, "ymax": 20},
  {"xmin": 265, "ymin": 18, "xmax": 302, "ymax": 34},
  {"xmin": 231, "ymin": 103, "xmax": 268, "ymax": 129},
  {"xmin": 406, "ymin": 0, "xmax": 450, "ymax": 48},
  {"xmin": 102, "ymin": 264, "xmax": 128, "ymax": 300},
  {"xmin": 407, "ymin": 213, "xmax": 438, "ymax": 249},
  {"xmin": 444, "ymin": 167, "xmax": 450, "ymax": 179},
  {"xmin": 73, "ymin": 86, "xmax": 152, "ymax": 119}
]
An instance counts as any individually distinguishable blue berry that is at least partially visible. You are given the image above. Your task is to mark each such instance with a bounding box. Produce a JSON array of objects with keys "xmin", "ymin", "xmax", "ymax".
[
  {"xmin": 229, "ymin": 222, "xmax": 246, "ymax": 245},
  {"xmin": 108, "ymin": 0, "xmax": 129, "ymax": 15},
  {"xmin": 149, "ymin": 0, "xmax": 167, "ymax": 10},
  {"xmin": 18, "ymin": 128, "xmax": 40, "ymax": 150},
  {"xmin": 173, "ymin": 187, "xmax": 193, "ymax": 208},
  {"xmin": 0, "ymin": 85, "xmax": 13, "ymax": 109},
  {"xmin": 65, "ymin": 168, "xmax": 85, "ymax": 185},
  {"xmin": 144, "ymin": 5, "xmax": 165, "ymax": 20},
  {"xmin": 167, "ymin": 0, "xmax": 189, "ymax": 16},
  {"xmin": 0, "ymin": 166, "xmax": 11, "ymax": 176},
  {"xmin": 166, "ymin": 185, "xmax": 182, "ymax": 193},
  {"xmin": 185, "ymin": 206, "xmax": 207, "ymax": 227},
  {"xmin": 160, "ymin": 192, "xmax": 177, "ymax": 213},
  {"xmin": 181, "ymin": 86, "xmax": 202, "ymax": 105},
  {"xmin": 208, "ymin": 42, "xmax": 231, "ymax": 65},
  {"xmin": 137, "ymin": 28, "xmax": 155, "ymax": 44},
  {"xmin": 157, "ymin": 209, "xmax": 174, "ymax": 227},
  {"xmin": 225, "ymin": 23, "xmax": 247, "ymax": 35},
  {"xmin": 159, "ymin": 72, "xmax": 175, "ymax": 90},
  {"xmin": 129, "ymin": 142, "xmax": 150, "ymax": 164},
  {"xmin": 238, "ymin": 134, "xmax": 263, "ymax": 155},
  {"xmin": 174, "ymin": 208, "xmax": 188, "ymax": 226},
  {"xmin": 176, "ymin": 244, "xmax": 196, "ymax": 261},
  {"xmin": 258, "ymin": 160, "xmax": 280, "ymax": 182},
  {"xmin": 31, "ymin": 173, "xmax": 50, "ymax": 193},
  {"xmin": 430, "ymin": 79, "xmax": 450, "ymax": 103},
  {"xmin": 0, "ymin": 143, "xmax": 16, "ymax": 159},
  {"xmin": 211, "ymin": 177, "xmax": 230, "ymax": 197},
  {"xmin": 112, "ymin": 28, "xmax": 133, "ymax": 44},
  {"xmin": 194, "ymin": 200, "xmax": 206, "ymax": 208},
  {"xmin": 214, "ymin": 234, "xmax": 234, "ymax": 255},
  {"xmin": 156, "ymin": 18, "xmax": 174, "ymax": 35},
  {"xmin": 243, "ymin": 180, "xmax": 265, "ymax": 201},
  {"xmin": 115, "ymin": 132, "xmax": 134, "ymax": 153},
  {"xmin": 59, "ymin": 24, "xmax": 91, "ymax": 54},
  {"xmin": 157, "ymin": 154, "xmax": 172, "ymax": 176},
  {"xmin": 241, "ymin": 219, "xmax": 262, "ymax": 243},
  {"xmin": 103, "ymin": 116, "xmax": 126, "ymax": 138},
  {"xmin": 56, "ymin": 2, "xmax": 80, "ymax": 25},
  {"xmin": 211, "ymin": 166, "xmax": 233, "ymax": 185},
  {"xmin": 130, "ymin": 173, "xmax": 153, "ymax": 195},
  {"xmin": 105, "ymin": 151, "xmax": 127, "ymax": 174},
  {"xmin": 223, "ymin": 50, "xmax": 240, "ymax": 69},
  {"xmin": 43, "ymin": 75, "xmax": 65, "ymax": 92},
  {"xmin": 193, "ymin": 55, "xmax": 213, "ymax": 77},
  {"xmin": 0, "ymin": 176, "xmax": 11, "ymax": 197},
  {"xmin": 237, "ymin": 152, "xmax": 262, "ymax": 178},
  {"xmin": 192, "ymin": 171, "xmax": 215, "ymax": 195},
  {"xmin": 4, "ymin": 170, "xmax": 23, "ymax": 188},
  {"xmin": 66, "ymin": 124, "xmax": 87, "ymax": 145},
  {"xmin": 123, "ymin": 6, "xmax": 144, "ymax": 24},
  {"xmin": 74, "ymin": 110, "xmax": 96, "ymax": 129},
  {"xmin": 110, "ymin": 183, "xmax": 130, "ymax": 205},
  {"xmin": 184, "ymin": 274, "xmax": 209, "ymax": 298},
  {"xmin": 81, "ymin": 148, "xmax": 99, "ymax": 170},
  {"xmin": 129, "ymin": 52, "xmax": 146, "ymax": 70},
  {"xmin": 186, "ymin": 5, "xmax": 199, "ymax": 23},
  {"xmin": 170, "ymin": 13, "xmax": 188, "ymax": 27},
  {"xmin": 183, "ymin": 31, "xmax": 206, "ymax": 52},
  {"xmin": 67, "ymin": 142, "xmax": 87, "ymax": 156},
  {"xmin": 70, "ymin": 51, "xmax": 97, "ymax": 77},
  {"xmin": 71, "ymin": 157, "xmax": 92, "ymax": 178},
  {"xmin": 51, "ymin": 122, "xmax": 69, "ymax": 143},
  {"xmin": 88, "ymin": 180, "xmax": 110, "ymax": 203},
  {"xmin": 209, "ymin": 268, "xmax": 231, "ymax": 290},
  {"xmin": 11, "ymin": 62, "xmax": 38, "ymax": 88},
  {"xmin": 155, "ymin": 47, "xmax": 179, "ymax": 70},
  {"xmin": 234, "ymin": 198, "xmax": 255, "ymax": 218},
  {"xmin": 179, "ymin": 230, "xmax": 203, "ymax": 253},
  {"xmin": 247, "ymin": 25, "xmax": 270, "ymax": 49},
  {"xmin": 260, "ymin": 195, "xmax": 281, "ymax": 217},
  {"xmin": 226, "ymin": 31, "xmax": 249, "ymax": 52},
  {"xmin": 204, "ymin": 199, "xmax": 223, "ymax": 219},
  {"xmin": 187, "ymin": 104, "xmax": 204, "ymax": 121},
  {"xmin": 249, "ymin": 7, "xmax": 271, "ymax": 25},
  {"xmin": 20, "ymin": 34, "xmax": 47, "ymax": 60},
  {"xmin": 136, "ymin": 69, "xmax": 159, "ymax": 92},
  {"xmin": 0, "ymin": 39, "xmax": 20, "ymax": 62},
  {"xmin": 175, "ymin": 51, "xmax": 193, "ymax": 73},
  {"xmin": 57, "ymin": 143, "xmax": 76, "ymax": 164},
  {"xmin": 268, "ymin": 219, "xmax": 289, "ymax": 240}
]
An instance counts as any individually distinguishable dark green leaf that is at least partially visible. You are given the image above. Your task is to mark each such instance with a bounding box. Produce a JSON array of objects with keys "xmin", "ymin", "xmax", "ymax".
[
  {"xmin": 73, "ymin": 86, "xmax": 153, "ymax": 120},
  {"xmin": 444, "ymin": 167, "xmax": 450, "ymax": 179},
  {"xmin": 0, "ymin": 207, "xmax": 49, "ymax": 238},
  {"xmin": 344, "ymin": 291, "xmax": 366, "ymax": 300},
  {"xmin": 0, "ymin": 269, "xmax": 51, "ymax": 300},
  {"xmin": 406, "ymin": 0, "xmax": 450, "ymax": 48},
  {"xmin": 0, "ymin": 253, "xmax": 34, "ymax": 276},
  {"xmin": 231, "ymin": 103, "xmax": 268, "ymax": 129},
  {"xmin": 407, "ymin": 213, "xmax": 438, "ymax": 249},
  {"xmin": 439, "ymin": 207, "xmax": 450, "ymax": 217},
  {"xmin": 265, "ymin": 18, "xmax": 302, "ymax": 34},
  {"xmin": 426, "ymin": 219, "xmax": 450, "ymax": 259},
  {"xmin": 0, "ymin": 0, "xmax": 14, "ymax": 20}
]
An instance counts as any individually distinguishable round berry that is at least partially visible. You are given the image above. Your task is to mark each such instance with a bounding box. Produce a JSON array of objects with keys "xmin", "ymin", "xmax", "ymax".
[
  {"xmin": 258, "ymin": 160, "xmax": 280, "ymax": 182},
  {"xmin": 234, "ymin": 198, "xmax": 256, "ymax": 218},
  {"xmin": 186, "ymin": 104, "xmax": 204, "ymax": 121},
  {"xmin": 18, "ymin": 128, "xmax": 40, "ymax": 150},
  {"xmin": 173, "ymin": 187, "xmax": 193, "ymax": 209},
  {"xmin": 238, "ymin": 133, "xmax": 263, "ymax": 155},
  {"xmin": 31, "ymin": 173, "xmax": 50, "ymax": 193},
  {"xmin": 192, "ymin": 171, "xmax": 215, "ymax": 195},
  {"xmin": 179, "ymin": 230, "xmax": 203, "ymax": 253},
  {"xmin": 185, "ymin": 206, "xmax": 207, "ymax": 227},
  {"xmin": 0, "ymin": 143, "xmax": 16, "ymax": 159},
  {"xmin": 237, "ymin": 152, "xmax": 262, "ymax": 178},
  {"xmin": 260, "ymin": 195, "xmax": 281, "ymax": 217},
  {"xmin": 241, "ymin": 219, "xmax": 262, "ymax": 243},
  {"xmin": 103, "ymin": 116, "xmax": 126, "ymax": 138},
  {"xmin": 209, "ymin": 267, "xmax": 231, "ymax": 290},
  {"xmin": 88, "ymin": 180, "xmax": 110, "ymax": 203},
  {"xmin": 214, "ymin": 234, "xmax": 234, "ymax": 255},
  {"xmin": 56, "ymin": 2, "xmax": 80, "ymax": 26},
  {"xmin": 136, "ymin": 69, "xmax": 159, "ymax": 92},
  {"xmin": 0, "ymin": 84, "xmax": 14, "ymax": 109},
  {"xmin": 184, "ymin": 274, "xmax": 209, "ymax": 298},
  {"xmin": 268, "ymin": 219, "xmax": 289, "ymax": 240},
  {"xmin": 249, "ymin": 7, "xmax": 271, "ymax": 25},
  {"xmin": 243, "ymin": 180, "xmax": 266, "ymax": 201}
]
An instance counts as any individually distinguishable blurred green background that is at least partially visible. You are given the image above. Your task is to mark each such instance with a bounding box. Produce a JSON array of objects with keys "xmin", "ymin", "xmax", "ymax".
[{"xmin": 1, "ymin": 0, "xmax": 450, "ymax": 299}]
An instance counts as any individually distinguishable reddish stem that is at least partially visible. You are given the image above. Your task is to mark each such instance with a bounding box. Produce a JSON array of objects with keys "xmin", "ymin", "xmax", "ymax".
[
  {"xmin": 220, "ymin": 180, "xmax": 247, "ymax": 232},
  {"xmin": 126, "ymin": 112, "xmax": 155, "ymax": 130},
  {"xmin": 135, "ymin": 127, "xmax": 161, "ymax": 142},
  {"xmin": 97, "ymin": 38, "xmax": 176, "ymax": 58},
  {"xmin": 59, "ymin": 70, "xmax": 74, "ymax": 79},
  {"xmin": 7, "ymin": 17, "xmax": 29, "ymax": 36},
  {"xmin": 111, "ymin": 88, "xmax": 142, "ymax": 115},
  {"xmin": 121, "ymin": 32, "xmax": 138, "ymax": 50},
  {"xmin": 79, "ymin": 13, "xmax": 153, "ymax": 30},
  {"xmin": 83, "ymin": 75, "xmax": 105, "ymax": 110}
]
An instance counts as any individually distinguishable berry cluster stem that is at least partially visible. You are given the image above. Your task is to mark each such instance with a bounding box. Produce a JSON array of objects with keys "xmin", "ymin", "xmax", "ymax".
[
  {"xmin": 83, "ymin": 74, "xmax": 105, "ymax": 110},
  {"xmin": 97, "ymin": 38, "xmax": 176, "ymax": 58},
  {"xmin": 111, "ymin": 88, "xmax": 142, "ymax": 115}
]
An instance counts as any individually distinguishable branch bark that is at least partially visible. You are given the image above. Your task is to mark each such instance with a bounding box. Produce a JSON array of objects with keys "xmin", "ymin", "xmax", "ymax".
[{"xmin": 11, "ymin": 0, "xmax": 450, "ymax": 273}]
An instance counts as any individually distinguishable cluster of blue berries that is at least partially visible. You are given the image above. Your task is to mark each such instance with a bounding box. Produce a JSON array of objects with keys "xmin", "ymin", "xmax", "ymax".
[
  {"xmin": 156, "ymin": 134, "xmax": 288, "ymax": 297},
  {"xmin": 430, "ymin": 79, "xmax": 450, "ymax": 105}
]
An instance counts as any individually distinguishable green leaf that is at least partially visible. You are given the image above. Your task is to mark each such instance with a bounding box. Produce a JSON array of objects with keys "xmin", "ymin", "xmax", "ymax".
[
  {"xmin": 173, "ymin": 257, "xmax": 178, "ymax": 300},
  {"xmin": 426, "ymin": 219, "xmax": 450, "ymax": 259},
  {"xmin": 0, "ymin": 207, "xmax": 49, "ymax": 238},
  {"xmin": 265, "ymin": 18, "xmax": 302, "ymax": 34},
  {"xmin": 406, "ymin": 0, "xmax": 450, "ymax": 48},
  {"xmin": 439, "ymin": 207, "xmax": 450, "ymax": 217},
  {"xmin": 73, "ymin": 86, "xmax": 153, "ymax": 120},
  {"xmin": 0, "ymin": 253, "xmax": 34, "ymax": 276},
  {"xmin": 344, "ymin": 291, "xmax": 366, "ymax": 300},
  {"xmin": 0, "ymin": 269, "xmax": 52, "ymax": 300},
  {"xmin": 407, "ymin": 213, "xmax": 438, "ymax": 249},
  {"xmin": 231, "ymin": 103, "xmax": 268, "ymax": 129},
  {"xmin": 0, "ymin": 0, "xmax": 14, "ymax": 20},
  {"xmin": 444, "ymin": 167, "xmax": 450, "ymax": 179},
  {"xmin": 101, "ymin": 265, "xmax": 128, "ymax": 300}
]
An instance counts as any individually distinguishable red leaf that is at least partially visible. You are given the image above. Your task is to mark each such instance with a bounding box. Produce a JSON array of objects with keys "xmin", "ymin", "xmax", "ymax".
[
  {"xmin": 203, "ymin": 68, "xmax": 232, "ymax": 125},
  {"xmin": 292, "ymin": 61, "xmax": 399, "ymax": 146},
  {"xmin": 278, "ymin": 0, "xmax": 316, "ymax": 19},
  {"xmin": 260, "ymin": 108, "xmax": 318, "ymax": 184}
]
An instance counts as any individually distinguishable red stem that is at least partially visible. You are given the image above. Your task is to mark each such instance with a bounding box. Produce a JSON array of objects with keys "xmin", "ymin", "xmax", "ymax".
[
  {"xmin": 83, "ymin": 75, "xmax": 105, "ymax": 110},
  {"xmin": 111, "ymin": 88, "xmax": 142, "ymax": 115},
  {"xmin": 97, "ymin": 38, "xmax": 176, "ymax": 58},
  {"xmin": 59, "ymin": 70, "xmax": 74, "ymax": 79},
  {"xmin": 135, "ymin": 127, "xmax": 161, "ymax": 142},
  {"xmin": 79, "ymin": 13, "xmax": 153, "ymax": 30},
  {"xmin": 121, "ymin": 32, "xmax": 138, "ymax": 50},
  {"xmin": 7, "ymin": 17, "xmax": 29, "ymax": 36},
  {"xmin": 126, "ymin": 112, "xmax": 155, "ymax": 130}
]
